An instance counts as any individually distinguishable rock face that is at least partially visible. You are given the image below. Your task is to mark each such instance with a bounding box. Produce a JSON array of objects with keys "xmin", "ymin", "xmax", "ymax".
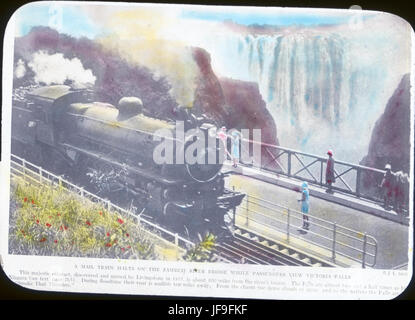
[
  {"xmin": 219, "ymin": 77, "xmax": 280, "ymax": 169},
  {"xmin": 360, "ymin": 73, "xmax": 411, "ymax": 174},
  {"xmin": 191, "ymin": 47, "xmax": 280, "ymax": 168},
  {"xmin": 219, "ymin": 77, "xmax": 278, "ymax": 145},
  {"xmin": 192, "ymin": 47, "xmax": 229, "ymax": 123}
]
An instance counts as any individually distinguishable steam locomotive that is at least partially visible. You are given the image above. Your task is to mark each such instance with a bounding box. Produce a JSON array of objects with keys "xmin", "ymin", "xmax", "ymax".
[{"xmin": 11, "ymin": 85, "xmax": 244, "ymax": 230}]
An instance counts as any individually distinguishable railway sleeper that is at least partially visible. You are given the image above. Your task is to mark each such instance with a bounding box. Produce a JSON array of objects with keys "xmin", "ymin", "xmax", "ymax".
[
  {"xmin": 280, "ymin": 248, "xmax": 289, "ymax": 255},
  {"xmin": 234, "ymin": 228, "xmax": 331, "ymax": 267},
  {"xmin": 260, "ymin": 240, "xmax": 269, "ymax": 246},
  {"xmin": 301, "ymin": 258, "xmax": 311, "ymax": 264}
]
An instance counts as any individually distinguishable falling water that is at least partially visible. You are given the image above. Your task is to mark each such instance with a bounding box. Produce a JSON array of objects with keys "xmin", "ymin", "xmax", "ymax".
[{"xmin": 191, "ymin": 27, "xmax": 397, "ymax": 163}]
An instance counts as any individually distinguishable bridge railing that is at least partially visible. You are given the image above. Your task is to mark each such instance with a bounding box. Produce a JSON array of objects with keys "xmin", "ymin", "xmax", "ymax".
[
  {"xmin": 234, "ymin": 137, "xmax": 393, "ymax": 205},
  {"xmin": 235, "ymin": 193, "xmax": 378, "ymax": 268},
  {"xmin": 10, "ymin": 154, "xmax": 194, "ymax": 252}
]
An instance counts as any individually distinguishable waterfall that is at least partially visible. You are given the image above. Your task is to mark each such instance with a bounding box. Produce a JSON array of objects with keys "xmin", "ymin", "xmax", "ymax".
[{"xmin": 190, "ymin": 26, "xmax": 401, "ymax": 163}]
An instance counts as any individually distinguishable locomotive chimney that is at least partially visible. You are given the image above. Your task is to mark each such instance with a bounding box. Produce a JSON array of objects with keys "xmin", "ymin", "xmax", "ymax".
[{"xmin": 116, "ymin": 97, "xmax": 143, "ymax": 120}]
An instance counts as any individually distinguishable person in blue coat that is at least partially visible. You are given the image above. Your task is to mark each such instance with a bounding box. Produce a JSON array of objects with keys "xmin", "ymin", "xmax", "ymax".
[{"xmin": 298, "ymin": 181, "xmax": 310, "ymax": 230}]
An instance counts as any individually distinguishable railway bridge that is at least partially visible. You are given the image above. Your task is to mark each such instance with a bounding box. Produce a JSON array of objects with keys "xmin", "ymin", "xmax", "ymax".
[
  {"xmin": 220, "ymin": 137, "xmax": 410, "ymax": 269},
  {"xmin": 9, "ymin": 136, "xmax": 411, "ymax": 269}
]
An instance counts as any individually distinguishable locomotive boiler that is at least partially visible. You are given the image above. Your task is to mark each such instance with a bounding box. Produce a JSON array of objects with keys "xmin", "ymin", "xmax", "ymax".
[{"xmin": 11, "ymin": 85, "xmax": 244, "ymax": 229}]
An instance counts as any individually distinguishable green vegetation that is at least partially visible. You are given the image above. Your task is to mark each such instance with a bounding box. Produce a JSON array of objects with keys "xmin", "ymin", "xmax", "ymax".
[
  {"xmin": 9, "ymin": 177, "xmax": 217, "ymax": 262},
  {"xmin": 9, "ymin": 177, "xmax": 156, "ymax": 259},
  {"xmin": 184, "ymin": 233, "xmax": 217, "ymax": 262}
]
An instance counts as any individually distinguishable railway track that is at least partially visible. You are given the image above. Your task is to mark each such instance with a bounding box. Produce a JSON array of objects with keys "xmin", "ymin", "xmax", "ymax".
[{"xmin": 212, "ymin": 227, "xmax": 336, "ymax": 267}]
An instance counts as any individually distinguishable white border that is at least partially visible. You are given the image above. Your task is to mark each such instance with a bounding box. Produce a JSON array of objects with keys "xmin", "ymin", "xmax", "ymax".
[{"xmin": 1, "ymin": 1, "xmax": 414, "ymax": 299}]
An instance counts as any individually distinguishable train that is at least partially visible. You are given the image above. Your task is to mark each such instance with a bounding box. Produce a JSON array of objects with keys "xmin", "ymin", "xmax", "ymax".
[{"xmin": 11, "ymin": 84, "xmax": 245, "ymax": 231}]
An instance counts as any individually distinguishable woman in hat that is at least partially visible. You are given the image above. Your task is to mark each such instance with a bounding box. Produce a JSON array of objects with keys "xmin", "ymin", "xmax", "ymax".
[
  {"xmin": 380, "ymin": 164, "xmax": 394, "ymax": 209},
  {"xmin": 325, "ymin": 149, "xmax": 336, "ymax": 194}
]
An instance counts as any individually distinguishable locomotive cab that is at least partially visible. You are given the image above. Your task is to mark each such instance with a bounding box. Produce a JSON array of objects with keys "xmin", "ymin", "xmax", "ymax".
[
  {"xmin": 13, "ymin": 85, "xmax": 91, "ymax": 146},
  {"xmin": 11, "ymin": 85, "xmax": 93, "ymax": 167}
]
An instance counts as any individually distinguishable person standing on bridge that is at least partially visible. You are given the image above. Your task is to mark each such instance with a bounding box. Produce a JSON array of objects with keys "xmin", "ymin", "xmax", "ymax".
[
  {"xmin": 380, "ymin": 164, "xmax": 394, "ymax": 210},
  {"xmin": 298, "ymin": 181, "xmax": 310, "ymax": 230},
  {"xmin": 325, "ymin": 150, "xmax": 336, "ymax": 194},
  {"xmin": 217, "ymin": 126, "xmax": 231, "ymax": 163},
  {"xmin": 231, "ymin": 130, "xmax": 241, "ymax": 168},
  {"xmin": 393, "ymin": 171, "xmax": 408, "ymax": 214}
]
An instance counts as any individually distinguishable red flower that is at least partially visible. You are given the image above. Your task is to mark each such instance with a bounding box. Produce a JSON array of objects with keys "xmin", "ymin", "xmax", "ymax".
[
  {"xmin": 121, "ymin": 248, "xmax": 125, "ymax": 252},
  {"xmin": 31, "ymin": 199, "xmax": 35, "ymax": 205},
  {"xmin": 40, "ymin": 238, "xmax": 46, "ymax": 242},
  {"xmin": 99, "ymin": 211, "xmax": 103, "ymax": 215},
  {"xmin": 105, "ymin": 243, "xmax": 112, "ymax": 247},
  {"xmin": 59, "ymin": 226, "xmax": 63, "ymax": 231},
  {"xmin": 36, "ymin": 220, "xmax": 39, "ymax": 224},
  {"xmin": 127, "ymin": 245, "xmax": 131, "ymax": 249},
  {"xmin": 54, "ymin": 240, "xmax": 58, "ymax": 244},
  {"xmin": 126, "ymin": 233, "xmax": 129, "ymax": 237},
  {"xmin": 106, "ymin": 232, "xmax": 110, "ymax": 237},
  {"xmin": 86, "ymin": 221, "xmax": 91, "ymax": 226},
  {"xmin": 117, "ymin": 218, "xmax": 124, "ymax": 224},
  {"xmin": 24, "ymin": 198, "xmax": 27, "ymax": 202},
  {"xmin": 46, "ymin": 223, "xmax": 52, "ymax": 228},
  {"xmin": 64, "ymin": 226, "xmax": 68, "ymax": 230},
  {"xmin": 57, "ymin": 213, "xmax": 61, "ymax": 217}
]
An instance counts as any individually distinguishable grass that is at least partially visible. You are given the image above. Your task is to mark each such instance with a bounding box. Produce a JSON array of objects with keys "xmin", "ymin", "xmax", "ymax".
[
  {"xmin": 9, "ymin": 177, "xmax": 159, "ymax": 260},
  {"xmin": 9, "ymin": 174, "xmax": 219, "ymax": 262}
]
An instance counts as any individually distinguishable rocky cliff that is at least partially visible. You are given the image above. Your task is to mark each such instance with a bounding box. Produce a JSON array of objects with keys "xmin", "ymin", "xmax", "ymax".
[
  {"xmin": 360, "ymin": 73, "xmax": 411, "ymax": 174},
  {"xmin": 359, "ymin": 73, "xmax": 411, "ymax": 195},
  {"xmin": 191, "ymin": 47, "xmax": 279, "ymax": 168}
]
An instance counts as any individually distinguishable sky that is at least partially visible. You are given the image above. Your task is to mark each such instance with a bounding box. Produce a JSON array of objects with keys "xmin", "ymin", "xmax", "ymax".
[
  {"xmin": 15, "ymin": 3, "xmax": 101, "ymax": 38},
  {"xmin": 13, "ymin": 2, "xmax": 367, "ymax": 39}
]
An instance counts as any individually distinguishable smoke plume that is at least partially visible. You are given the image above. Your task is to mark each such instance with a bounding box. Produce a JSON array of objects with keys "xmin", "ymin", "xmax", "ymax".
[
  {"xmin": 28, "ymin": 50, "xmax": 96, "ymax": 86},
  {"xmin": 93, "ymin": 7, "xmax": 198, "ymax": 107}
]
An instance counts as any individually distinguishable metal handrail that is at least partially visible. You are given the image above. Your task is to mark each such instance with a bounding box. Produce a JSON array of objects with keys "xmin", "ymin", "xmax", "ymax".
[
  {"xmin": 237, "ymin": 193, "xmax": 378, "ymax": 268},
  {"xmin": 230, "ymin": 135, "xmax": 407, "ymax": 207},
  {"xmin": 10, "ymin": 154, "xmax": 194, "ymax": 250}
]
